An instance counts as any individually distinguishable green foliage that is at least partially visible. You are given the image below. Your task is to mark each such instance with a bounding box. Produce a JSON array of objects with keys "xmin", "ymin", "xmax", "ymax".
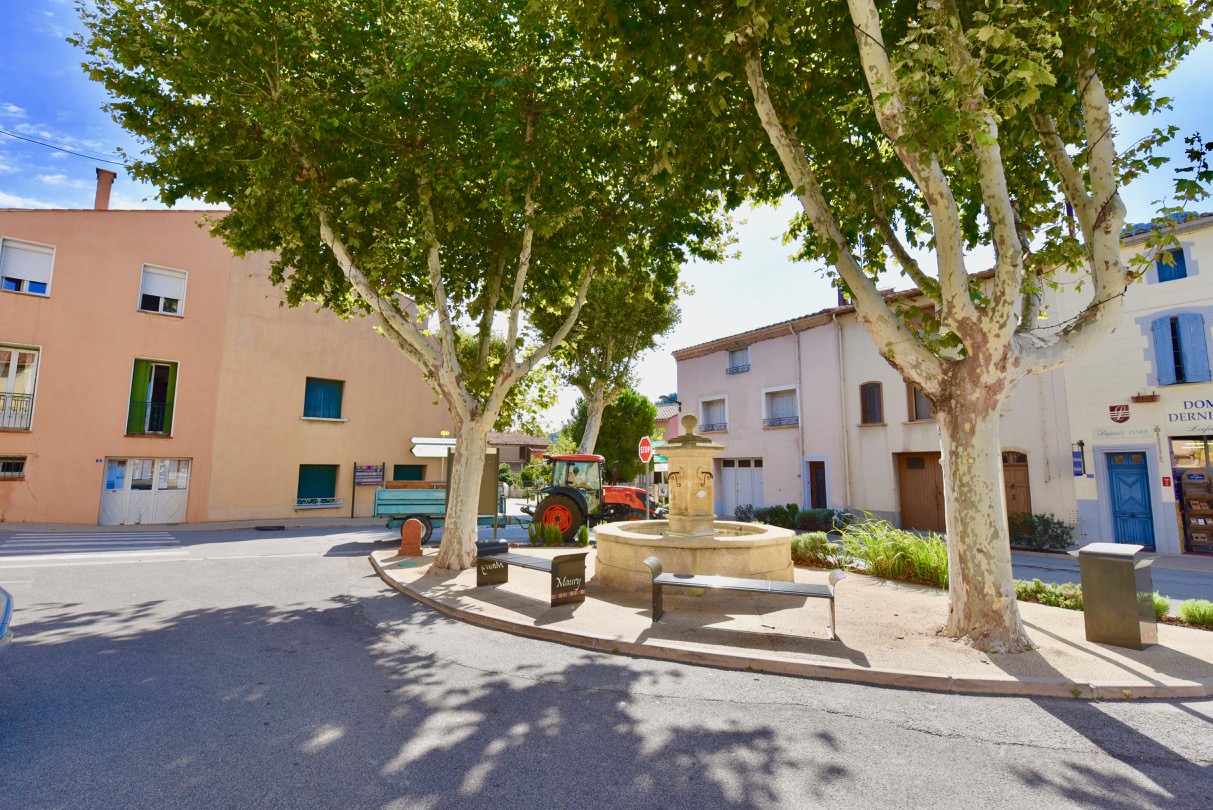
[
  {"xmin": 752, "ymin": 503, "xmax": 799, "ymax": 529},
  {"xmin": 1014, "ymin": 579, "xmax": 1084, "ymax": 611},
  {"xmin": 790, "ymin": 532, "xmax": 844, "ymax": 568},
  {"xmin": 796, "ymin": 508, "xmax": 851, "ymax": 533},
  {"xmin": 732, "ymin": 504, "xmax": 755, "ymax": 522},
  {"xmin": 519, "ymin": 460, "xmax": 550, "ymax": 490},
  {"xmin": 1007, "ymin": 513, "xmax": 1074, "ymax": 551},
  {"xmin": 1152, "ymin": 593, "xmax": 1172, "ymax": 622},
  {"xmin": 839, "ymin": 518, "xmax": 950, "ymax": 590},
  {"xmin": 565, "ymin": 389, "xmax": 656, "ymax": 482},
  {"xmin": 1177, "ymin": 599, "xmax": 1213, "ymax": 627},
  {"xmin": 576, "ymin": 524, "xmax": 590, "ymax": 546},
  {"xmin": 544, "ymin": 522, "xmax": 564, "ymax": 547}
]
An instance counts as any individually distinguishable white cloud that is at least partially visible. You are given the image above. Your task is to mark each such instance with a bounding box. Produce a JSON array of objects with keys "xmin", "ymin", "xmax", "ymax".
[
  {"xmin": 0, "ymin": 103, "xmax": 27, "ymax": 119},
  {"xmin": 0, "ymin": 190, "xmax": 59, "ymax": 209}
]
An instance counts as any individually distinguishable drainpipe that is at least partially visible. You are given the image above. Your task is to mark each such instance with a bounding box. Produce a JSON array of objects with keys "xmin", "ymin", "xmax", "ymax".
[
  {"xmin": 789, "ymin": 323, "xmax": 806, "ymax": 505},
  {"xmin": 833, "ymin": 313, "xmax": 853, "ymax": 509},
  {"xmin": 94, "ymin": 168, "xmax": 116, "ymax": 211}
]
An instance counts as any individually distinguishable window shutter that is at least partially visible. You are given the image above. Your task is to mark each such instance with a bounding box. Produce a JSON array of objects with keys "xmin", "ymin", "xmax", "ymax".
[
  {"xmin": 140, "ymin": 267, "xmax": 186, "ymax": 300},
  {"xmin": 1178, "ymin": 313, "xmax": 1211, "ymax": 382},
  {"xmin": 127, "ymin": 360, "xmax": 151, "ymax": 433},
  {"xmin": 163, "ymin": 362, "xmax": 178, "ymax": 431},
  {"xmin": 0, "ymin": 240, "xmax": 54, "ymax": 286},
  {"xmin": 1157, "ymin": 249, "xmax": 1188, "ymax": 282},
  {"xmin": 1152, "ymin": 317, "xmax": 1177, "ymax": 385}
]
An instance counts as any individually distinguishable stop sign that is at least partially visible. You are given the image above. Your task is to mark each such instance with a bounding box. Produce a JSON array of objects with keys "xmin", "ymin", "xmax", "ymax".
[{"xmin": 638, "ymin": 435, "xmax": 653, "ymax": 464}]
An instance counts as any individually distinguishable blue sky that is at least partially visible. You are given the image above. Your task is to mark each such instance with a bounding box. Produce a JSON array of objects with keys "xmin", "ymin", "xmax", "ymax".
[{"xmin": 2, "ymin": 2, "xmax": 1211, "ymax": 427}]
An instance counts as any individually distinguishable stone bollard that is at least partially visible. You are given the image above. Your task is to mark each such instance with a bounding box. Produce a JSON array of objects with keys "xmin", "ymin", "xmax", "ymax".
[{"xmin": 399, "ymin": 518, "xmax": 424, "ymax": 557}]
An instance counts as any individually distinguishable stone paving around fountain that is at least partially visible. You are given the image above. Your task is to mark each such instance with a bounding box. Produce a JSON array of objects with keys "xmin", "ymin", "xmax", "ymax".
[{"xmin": 370, "ymin": 545, "xmax": 1213, "ymax": 699}]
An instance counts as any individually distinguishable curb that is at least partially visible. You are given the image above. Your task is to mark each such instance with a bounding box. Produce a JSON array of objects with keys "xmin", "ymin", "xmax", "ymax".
[{"xmin": 369, "ymin": 555, "xmax": 1213, "ymax": 700}]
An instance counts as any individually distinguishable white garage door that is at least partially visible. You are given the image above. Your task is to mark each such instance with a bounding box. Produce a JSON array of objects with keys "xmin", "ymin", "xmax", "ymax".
[{"xmin": 719, "ymin": 458, "xmax": 763, "ymax": 518}]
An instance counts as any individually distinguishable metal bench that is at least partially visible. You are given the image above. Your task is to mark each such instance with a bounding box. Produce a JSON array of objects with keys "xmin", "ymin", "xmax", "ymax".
[
  {"xmin": 642, "ymin": 556, "xmax": 846, "ymax": 639},
  {"xmin": 476, "ymin": 546, "xmax": 588, "ymax": 607}
]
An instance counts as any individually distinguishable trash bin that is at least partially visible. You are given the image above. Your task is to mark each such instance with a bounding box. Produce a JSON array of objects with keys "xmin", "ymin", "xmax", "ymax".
[{"xmin": 1072, "ymin": 543, "xmax": 1158, "ymax": 650}]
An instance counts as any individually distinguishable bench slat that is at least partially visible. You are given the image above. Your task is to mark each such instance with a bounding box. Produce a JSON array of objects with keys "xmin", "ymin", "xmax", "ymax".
[{"xmin": 654, "ymin": 573, "xmax": 832, "ymax": 598}]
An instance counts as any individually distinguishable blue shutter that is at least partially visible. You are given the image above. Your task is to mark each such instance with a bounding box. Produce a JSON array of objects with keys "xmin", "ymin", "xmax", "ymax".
[
  {"xmin": 1152, "ymin": 317, "xmax": 1176, "ymax": 385},
  {"xmin": 1178, "ymin": 313, "xmax": 1211, "ymax": 382},
  {"xmin": 304, "ymin": 378, "xmax": 343, "ymax": 418},
  {"xmin": 1157, "ymin": 249, "xmax": 1188, "ymax": 282}
]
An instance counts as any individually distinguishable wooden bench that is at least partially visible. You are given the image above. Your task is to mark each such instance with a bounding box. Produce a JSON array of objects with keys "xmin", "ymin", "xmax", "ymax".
[
  {"xmin": 476, "ymin": 547, "xmax": 588, "ymax": 607},
  {"xmin": 642, "ymin": 556, "xmax": 846, "ymax": 640}
]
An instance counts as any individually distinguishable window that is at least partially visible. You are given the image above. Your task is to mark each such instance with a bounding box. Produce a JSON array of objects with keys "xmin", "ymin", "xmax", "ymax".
[
  {"xmin": 1157, "ymin": 248, "xmax": 1188, "ymax": 283},
  {"xmin": 0, "ymin": 238, "xmax": 54, "ymax": 296},
  {"xmin": 296, "ymin": 464, "xmax": 342, "ymax": 508},
  {"xmin": 0, "ymin": 456, "xmax": 26, "ymax": 479},
  {"xmin": 139, "ymin": 265, "xmax": 187, "ymax": 315},
  {"xmin": 303, "ymin": 377, "xmax": 344, "ymax": 419},
  {"xmin": 127, "ymin": 359, "xmax": 178, "ymax": 435},
  {"xmin": 726, "ymin": 347, "xmax": 750, "ymax": 375},
  {"xmin": 859, "ymin": 382, "xmax": 883, "ymax": 425},
  {"xmin": 908, "ymin": 384, "xmax": 934, "ymax": 421},
  {"xmin": 763, "ymin": 387, "xmax": 799, "ymax": 428},
  {"xmin": 1152, "ymin": 313, "xmax": 1211, "ymax": 385},
  {"xmin": 0, "ymin": 345, "xmax": 39, "ymax": 430},
  {"xmin": 393, "ymin": 464, "xmax": 425, "ymax": 481},
  {"xmin": 701, "ymin": 398, "xmax": 727, "ymax": 432}
]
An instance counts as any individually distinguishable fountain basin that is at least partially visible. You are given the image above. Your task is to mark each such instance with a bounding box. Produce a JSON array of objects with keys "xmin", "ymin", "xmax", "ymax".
[{"xmin": 593, "ymin": 519, "xmax": 796, "ymax": 592}]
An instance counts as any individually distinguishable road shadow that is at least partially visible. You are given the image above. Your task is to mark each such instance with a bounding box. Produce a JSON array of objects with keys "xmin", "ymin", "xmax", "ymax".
[{"xmin": 0, "ymin": 578, "xmax": 850, "ymax": 809}]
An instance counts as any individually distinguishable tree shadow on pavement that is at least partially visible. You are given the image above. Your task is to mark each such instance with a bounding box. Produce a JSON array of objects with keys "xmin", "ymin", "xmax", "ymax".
[{"xmin": 0, "ymin": 580, "xmax": 850, "ymax": 809}]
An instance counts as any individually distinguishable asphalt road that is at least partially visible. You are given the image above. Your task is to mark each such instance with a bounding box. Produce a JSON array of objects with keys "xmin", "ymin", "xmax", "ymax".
[{"xmin": 1, "ymin": 527, "xmax": 1211, "ymax": 809}]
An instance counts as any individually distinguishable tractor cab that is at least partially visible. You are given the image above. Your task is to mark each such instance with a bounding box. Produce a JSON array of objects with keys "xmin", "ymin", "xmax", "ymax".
[
  {"xmin": 551, "ymin": 455, "xmax": 604, "ymax": 515},
  {"xmin": 524, "ymin": 452, "xmax": 663, "ymax": 543}
]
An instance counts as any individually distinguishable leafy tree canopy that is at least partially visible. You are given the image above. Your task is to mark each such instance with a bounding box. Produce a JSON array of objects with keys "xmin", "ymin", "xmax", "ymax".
[{"xmin": 565, "ymin": 389, "xmax": 656, "ymax": 482}]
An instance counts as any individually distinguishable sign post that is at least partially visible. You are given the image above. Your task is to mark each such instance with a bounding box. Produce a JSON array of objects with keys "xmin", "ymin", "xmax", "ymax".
[{"xmin": 639, "ymin": 436, "xmax": 654, "ymax": 519}]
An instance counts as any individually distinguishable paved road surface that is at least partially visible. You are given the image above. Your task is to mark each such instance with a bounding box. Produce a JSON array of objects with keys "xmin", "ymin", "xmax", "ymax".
[{"xmin": 0, "ymin": 528, "xmax": 1210, "ymax": 809}]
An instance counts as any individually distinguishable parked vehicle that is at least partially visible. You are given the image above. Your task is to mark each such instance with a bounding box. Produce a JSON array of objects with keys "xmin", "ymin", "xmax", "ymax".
[
  {"xmin": 1, "ymin": 585, "xmax": 13, "ymax": 654},
  {"xmin": 373, "ymin": 482, "xmax": 512, "ymax": 542},
  {"xmin": 523, "ymin": 454, "xmax": 664, "ymax": 542}
]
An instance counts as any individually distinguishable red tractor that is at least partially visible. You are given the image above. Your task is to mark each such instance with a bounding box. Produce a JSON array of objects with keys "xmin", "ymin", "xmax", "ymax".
[{"xmin": 523, "ymin": 454, "xmax": 664, "ymax": 542}]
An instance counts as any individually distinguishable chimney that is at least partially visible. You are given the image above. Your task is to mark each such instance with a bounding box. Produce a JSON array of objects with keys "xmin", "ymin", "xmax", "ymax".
[{"xmin": 94, "ymin": 168, "xmax": 116, "ymax": 210}]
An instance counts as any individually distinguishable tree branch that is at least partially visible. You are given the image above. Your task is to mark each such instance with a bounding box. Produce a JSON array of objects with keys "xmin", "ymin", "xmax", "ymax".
[{"xmin": 871, "ymin": 191, "xmax": 939, "ymax": 301}]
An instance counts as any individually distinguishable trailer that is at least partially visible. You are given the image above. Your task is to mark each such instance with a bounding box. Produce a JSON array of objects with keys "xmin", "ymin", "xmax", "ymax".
[{"xmin": 373, "ymin": 482, "xmax": 515, "ymax": 542}]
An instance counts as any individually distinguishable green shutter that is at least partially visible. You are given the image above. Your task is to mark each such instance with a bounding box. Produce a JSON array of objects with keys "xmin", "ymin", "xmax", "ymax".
[
  {"xmin": 297, "ymin": 465, "xmax": 338, "ymax": 500},
  {"xmin": 164, "ymin": 362, "xmax": 178, "ymax": 432},
  {"xmin": 127, "ymin": 360, "xmax": 150, "ymax": 433}
]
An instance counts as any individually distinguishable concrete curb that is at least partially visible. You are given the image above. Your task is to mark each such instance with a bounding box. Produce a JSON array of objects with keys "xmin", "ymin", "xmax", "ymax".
[{"xmin": 369, "ymin": 555, "xmax": 1213, "ymax": 700}]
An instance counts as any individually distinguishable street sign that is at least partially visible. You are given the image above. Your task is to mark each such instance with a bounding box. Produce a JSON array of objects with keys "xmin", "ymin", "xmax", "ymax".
[{"xmin": 638, "ymin": 435, "xmax": 653, "ymax": 464}]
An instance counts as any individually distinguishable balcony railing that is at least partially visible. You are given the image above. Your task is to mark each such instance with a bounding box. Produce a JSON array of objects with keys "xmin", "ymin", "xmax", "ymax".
[
  {"xmin": 726, "ymin": 364, "xmax": 751, "ymax": 375},
  {"xmin": 294, "ymin": 497, "xmax": 344, "ymax": 509},
  {"xmin": 0, "ymin": 393, "xmax": 33, "ymax": 430},
  {"xmin": 700, "ymin": 422, "xmax": 728, "ymax": 432},
  {"xmin": 763, "ymin": 416, "xmax": 800, "ymax": 428},
  {"xmin": 128, "ymin": 400, "xmax": 169, "ymax": 434}
]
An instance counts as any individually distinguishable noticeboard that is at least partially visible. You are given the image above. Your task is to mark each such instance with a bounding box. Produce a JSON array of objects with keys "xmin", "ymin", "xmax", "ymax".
[{"xmin": 355, "ymin": 463, "xmax": 385, "ymax": 486}]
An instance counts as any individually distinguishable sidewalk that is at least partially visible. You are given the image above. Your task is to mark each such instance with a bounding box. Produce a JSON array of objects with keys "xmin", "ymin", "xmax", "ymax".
[{"xmin": 370, "ymin": 546, "xmax": 1213, "ymax": 699}]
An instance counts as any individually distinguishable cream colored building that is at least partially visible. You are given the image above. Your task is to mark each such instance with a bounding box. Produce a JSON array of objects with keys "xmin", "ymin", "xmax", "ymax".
[
  {"xmin": 674, "ymin": 296, "xmax": 1074, "ymax": 532},
  {"xmin": 1055, "ymin": 213, "xmax": 1213, "ymax": 555},
  {"xmin": 0, "ymin": 172, "xmax": 451, "ymax": 525}
]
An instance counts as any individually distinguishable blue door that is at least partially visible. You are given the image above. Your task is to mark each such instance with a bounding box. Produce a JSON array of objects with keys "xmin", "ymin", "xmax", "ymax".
[{"xmin": 1107, "ymin": 452, "xmax": 1155, "ymax": 550}]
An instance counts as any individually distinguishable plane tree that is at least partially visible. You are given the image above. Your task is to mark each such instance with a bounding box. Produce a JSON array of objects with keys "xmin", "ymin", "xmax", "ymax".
[
  {"xmin": 587, "ymin": 0, "xmax": 1210, "ymax": 650},
  {"xmin": 77, "ymin": 0, "xmax": 732, "ymax": 569}
]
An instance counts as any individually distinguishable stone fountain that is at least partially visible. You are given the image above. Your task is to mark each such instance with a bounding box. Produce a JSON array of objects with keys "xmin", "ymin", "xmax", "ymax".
[{"xmin": 593, "ymin": 414, "xmax": 796, "ymax": 591}]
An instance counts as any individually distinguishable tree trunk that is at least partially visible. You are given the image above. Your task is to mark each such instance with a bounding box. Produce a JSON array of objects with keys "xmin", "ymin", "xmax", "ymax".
[
  {"xmin": 433, "ymin": 420, "xmax": 492, "ymax": 571},
  {"xmin": 937, "ymin": 389, "xmax": 1030, "ymax": 653},
  {"xmin": 578, "ymin": 388, "xmax": 608, "ymax": 454}
]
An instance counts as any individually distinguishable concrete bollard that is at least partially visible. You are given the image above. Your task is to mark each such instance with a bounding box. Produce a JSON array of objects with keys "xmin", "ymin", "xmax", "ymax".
[{"xmin": 399, "ymin": 518, "xmax": 424, "ymax": 557}]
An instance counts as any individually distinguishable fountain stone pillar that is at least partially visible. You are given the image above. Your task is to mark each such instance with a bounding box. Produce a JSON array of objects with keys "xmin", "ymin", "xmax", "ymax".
[{"xmin": 664, "ymin": 414, "xmax": 724, "ymax": 537}]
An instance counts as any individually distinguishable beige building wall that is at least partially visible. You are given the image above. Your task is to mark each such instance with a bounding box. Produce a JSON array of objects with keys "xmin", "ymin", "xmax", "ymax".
[
  {"xmin": 1, "ymin": 208, "xmax": 231, "ymax": 524},
  {"xmin": 207, "ymin": 252, "xmax": 453, "ymax": 520}
]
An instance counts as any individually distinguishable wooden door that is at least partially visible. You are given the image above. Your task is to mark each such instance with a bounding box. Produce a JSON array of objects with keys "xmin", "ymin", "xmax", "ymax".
[
  {"xmin": 1002, "ymin": 452, "xmax": 1032, "ymax": 516},
  {"xmin": 897, "ymin": 452, "xmax": 946, "ymax": 533}
]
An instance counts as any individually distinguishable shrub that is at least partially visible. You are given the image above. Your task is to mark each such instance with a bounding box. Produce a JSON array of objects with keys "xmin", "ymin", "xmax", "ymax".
[
  {"xmin": 733, "ymin": 504, "xmax": 755, "ymax": 522},
  {"xmin": 1007, "ymin": 512, "xmax": 1074, "ymax": 551},
  {"xmin": 753, "ymin": 503, "xmax": 801, "ymax": 529},
  {"xmin": 790, "ymin": 532, "xmax": 846, "ymax": 567},
  {"xmin": 544, "ymin": 523, "xmax": 564, "ymax": 547},
  {"xmin": 576, "ymin": 524, "xmax": 590, "ymax": 546},
  {"xmin": 1152, "ymin": 592, "xmax": 1171, "ymax": 621},
  {"xmin": 839, "ymin": 517, "xmax": 949, "ymax": 589},
  {"xmin": 1014, "ymin": 578, "xmax": 1083, "ymax": 611},
  {"xmin": 527, "ymin": 519, "xmax": 542, "ymax": 545},
  {"xmin": 1177, "ymin": 599, "xmax": 1213, "ymax": 627},
  {"xmin": 795, "ymin": 508, "xmax": 848, "ymax": 533}
]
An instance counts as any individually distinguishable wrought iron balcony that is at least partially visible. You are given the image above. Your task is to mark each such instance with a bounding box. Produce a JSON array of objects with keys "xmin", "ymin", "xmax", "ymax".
[
  {"xmin": 700, "ymin": 422, "xmax": 727, "ymax": 432},
  {"xmin": 725, "ymin": 364, "xmax": 751, "ymax": 375},
  {"xmin": 128, "ymin": 400, "xmax": 169, "ymax": 434},
  {"xmin": 0, "ymin": 393, "xmax": 33, "ymax": 430},
  {"xmin": 763, "ymin": 416, "xmax": 800, "ymax": 428}
]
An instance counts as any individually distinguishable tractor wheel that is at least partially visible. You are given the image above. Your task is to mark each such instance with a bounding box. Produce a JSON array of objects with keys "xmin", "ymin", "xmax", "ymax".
[{"xmin": 533, "ymin": 494, "xmax": 581, "ymax": 543}]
